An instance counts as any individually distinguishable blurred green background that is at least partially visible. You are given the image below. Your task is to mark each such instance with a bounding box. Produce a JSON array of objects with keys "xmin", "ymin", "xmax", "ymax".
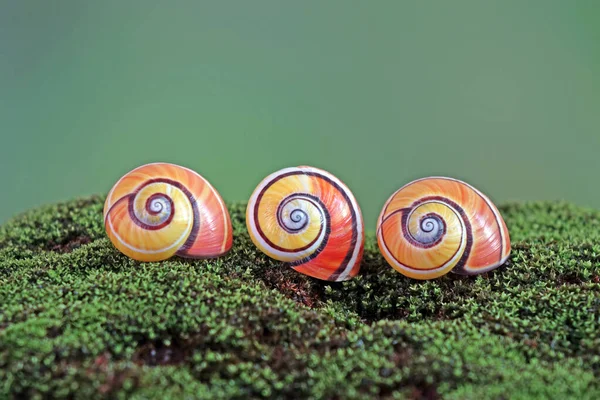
[{"xmin": 1, "ymin": 0, "xmax": 598, "ymax": 228}]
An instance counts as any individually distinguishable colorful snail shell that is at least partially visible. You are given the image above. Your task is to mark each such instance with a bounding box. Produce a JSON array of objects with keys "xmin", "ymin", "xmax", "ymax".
[
  {"xmin": 246, "ymin": 166, "xmax": 364, "ymax": 282},
  {"xmin": 376, "ymin": 177, "xmax": 510, "ymax": 280},
  {"xmin": 103, "ymin": 163, "xmax": 232, "ymax": 262}
]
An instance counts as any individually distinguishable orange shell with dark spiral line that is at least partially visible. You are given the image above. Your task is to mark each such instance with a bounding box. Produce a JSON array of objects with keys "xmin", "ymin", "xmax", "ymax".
[
  {"xmin": 377, "ymin": 177, "xmax": 510, "ymax": 280},
  {"xmin": 103, "ymin": 163, "xmax": 232, "ymax": 262},
  {"xmin": 246, "ymin": 166, "xmax": 364, "ymax": 282}
]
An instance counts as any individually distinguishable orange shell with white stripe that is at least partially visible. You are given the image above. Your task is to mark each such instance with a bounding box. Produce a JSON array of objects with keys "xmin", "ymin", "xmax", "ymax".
[
  {"xmin": 376, "ymin": 177, "xmax": 510, "ymax": 280},
  {"xmin": 246, "ymin": 166, "xmax": 364, "ymax": 282},
  {"xmin": 103, "ymin": 163, "xmax": 232, "ymax": 262}
]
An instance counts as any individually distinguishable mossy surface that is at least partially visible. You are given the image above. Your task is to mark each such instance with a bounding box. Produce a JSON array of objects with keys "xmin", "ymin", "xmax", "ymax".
[{"xmin": 1, "ymin": 197, "xmax": 599, "ymax": 399}]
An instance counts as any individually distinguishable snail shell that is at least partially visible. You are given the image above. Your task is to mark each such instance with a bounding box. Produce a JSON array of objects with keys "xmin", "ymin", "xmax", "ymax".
[
  {"xmin": 377, "ymin": 177, "xmax": 510, "ymax": 280},
  {"xmin": 103, "ymin": 163, "xmax": 232, "ymax": 262},
  {"xmin": 246, "ymin": 166, "xmax": 364, "ymax": 281}
]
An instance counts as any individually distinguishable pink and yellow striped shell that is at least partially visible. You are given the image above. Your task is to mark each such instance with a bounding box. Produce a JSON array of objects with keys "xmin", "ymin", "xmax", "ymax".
[
  {"xmin": 246, "ymin": 166, "xmax": 364, "ymax": 282},
  {"xmin": 103, "ymin": 163, "xmax": 232, "ymax": 262},
  {"xmin": 377, "ymin": 177, "xmax": 511, "ymax": 280}
]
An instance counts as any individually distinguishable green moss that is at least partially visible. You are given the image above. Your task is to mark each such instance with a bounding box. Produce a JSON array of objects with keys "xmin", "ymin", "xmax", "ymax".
[{"xmin": 1, "ymin": 198, "xmax": 599, "ymax": 399}]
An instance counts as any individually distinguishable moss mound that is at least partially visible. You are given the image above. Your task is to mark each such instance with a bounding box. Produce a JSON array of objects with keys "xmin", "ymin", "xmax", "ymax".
[{"xmin": 1, "ymin": 197, "xmax": 599, "ymax": 399}]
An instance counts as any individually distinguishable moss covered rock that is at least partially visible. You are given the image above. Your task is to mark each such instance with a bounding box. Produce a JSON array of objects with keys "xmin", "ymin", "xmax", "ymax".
[{"xmin": 1, "ymin": 197, "xmax": 599, "ymax": 399}]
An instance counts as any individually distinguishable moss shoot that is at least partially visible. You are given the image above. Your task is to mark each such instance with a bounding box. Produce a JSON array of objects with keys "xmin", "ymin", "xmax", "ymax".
[{"xmin": 1, "ymin": 197, "xmax": 599, "ymax": 399}]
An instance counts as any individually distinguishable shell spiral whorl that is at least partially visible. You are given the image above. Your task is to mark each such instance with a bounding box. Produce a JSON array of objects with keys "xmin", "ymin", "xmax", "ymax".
[
  {"xmin": 377, "ymin": 177, "xmax": 511, "ymax": 280},
  {"xmin": 246, "ymin": 166, "xmax": 364, "ymax": 282},
  {"xmin": 103, "ymin": 163, "xmax": 232, "ymax": 262}
]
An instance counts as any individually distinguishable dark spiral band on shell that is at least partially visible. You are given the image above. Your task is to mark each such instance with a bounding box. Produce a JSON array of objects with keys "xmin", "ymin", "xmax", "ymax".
[
  {"xmin": 124, "ymin": 178, "xmax": 201, "ymax": 250},
  {"xmin": 258, "ymin": 192, "xmax": 330, "ymax": 254},
  {"xmin": 247, "ymin": 167, "xmax": 364, "ymax": 281},
  {"xmin": 393, "ymin": 196, "xmax": 474, "ymax": 271},
  {"xmin": 145, "ymin": 193, "xmax": 174, "ymax": 221},
  {"xmin": 276, "ymin": 194, "xmax": 315, "ymax": 234},
  {"xmin": 415, "ymin": 212, "xmax": 447, "ymax": 246},
  {"xmin": 287, "ymin": 194, "xmax": 331, "ymax": 266},
  {"xmin": 252, "ymin": 170, "xmax": 360, "ymax": 279},
  {"xmin": 377, "ymin": 176, "xmax": 511, "ymax": 279}
]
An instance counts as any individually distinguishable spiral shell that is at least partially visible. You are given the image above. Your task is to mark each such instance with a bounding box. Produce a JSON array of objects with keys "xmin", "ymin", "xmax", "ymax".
[
  {"xmin": 377, "ymin": 177, "xmax": 510, "ymax": 280},
  {"xmin": 103, "ymin": 163, "xmax": 232, "ymax": 262},
  {"xmin": 246, "ymin": 166, "xmax": 364, "ymax": 281}
]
